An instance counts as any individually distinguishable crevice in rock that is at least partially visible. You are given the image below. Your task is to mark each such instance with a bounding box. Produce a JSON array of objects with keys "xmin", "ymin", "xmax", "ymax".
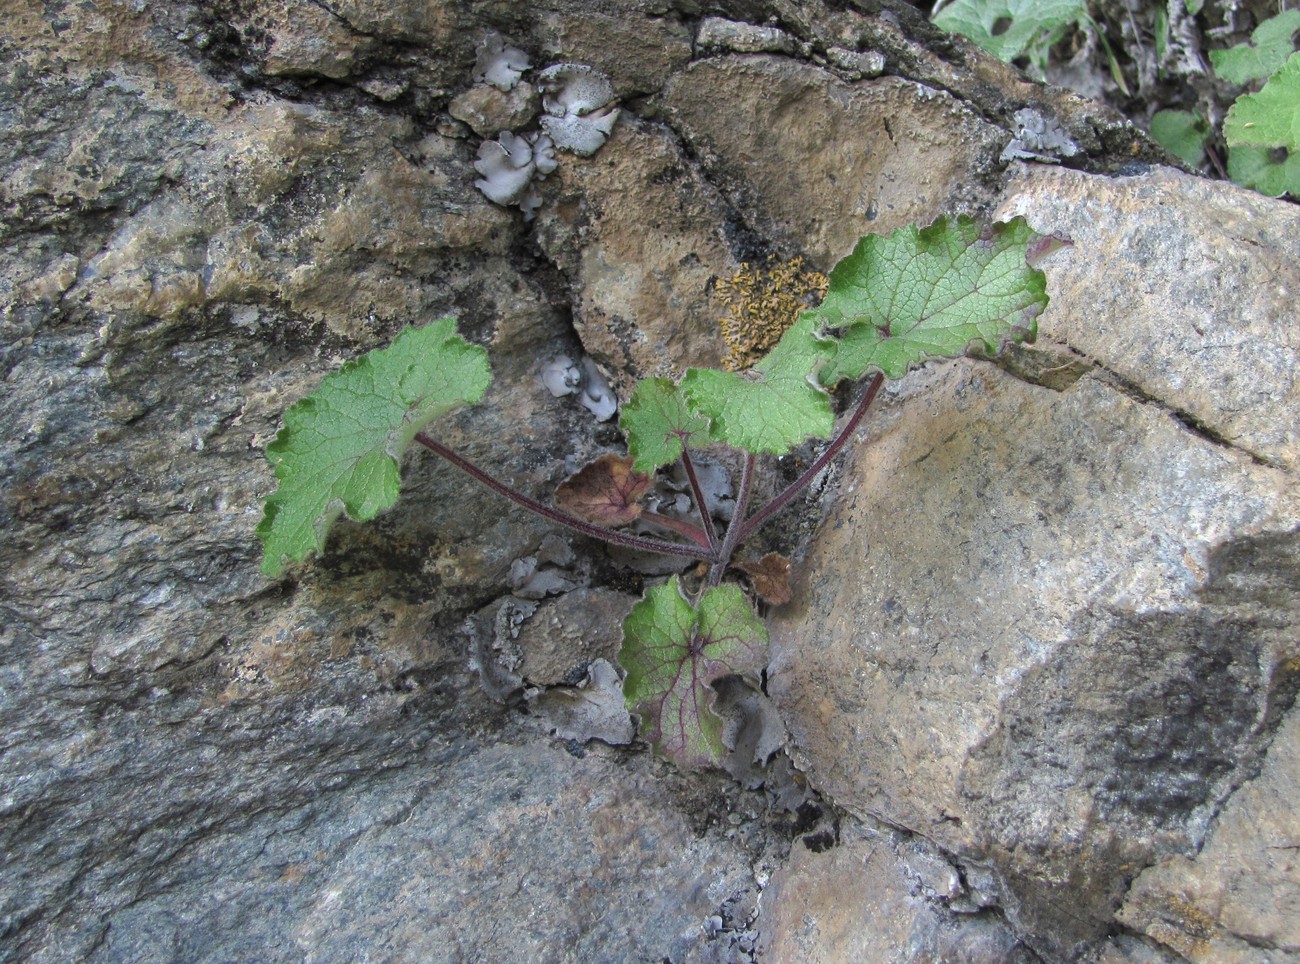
[{"xmin": 1074, "ymin": 350, "xmax": 1283, "ymax": 467}]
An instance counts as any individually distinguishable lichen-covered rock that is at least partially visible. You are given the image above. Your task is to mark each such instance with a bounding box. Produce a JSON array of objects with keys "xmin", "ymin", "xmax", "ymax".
[
  {"xmin": 534, "ymin": 118, "xmax": 736, "ymax": 391},
  {"xmin": 4, "ymin": 0, "xmax": 1298, "ymax": 959}
]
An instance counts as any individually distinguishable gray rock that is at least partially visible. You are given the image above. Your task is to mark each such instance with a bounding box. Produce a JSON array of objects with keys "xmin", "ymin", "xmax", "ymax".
[
  {"xmin": 527, "ymin": 658, "xmax": 636, "ymax": 745},
  {"xmin": 759, "ymin": 825, "xmax": 1035, "ymax": 961},
  {"xmin": 997, "ymin": 164, "xmax": 1300, "ymax": 471},
  {"xmin": 1117, "ymin": 704, "xmax": 1300, "ymax": 961},
  {"xmin": 91, "ymin": 741, "xmax": 755, "ymax": 962},
  {"xmin": 696, "ymin": 18, "xmax": 802, "ymax": 56},
  {"xmin": 768, "ymin": 362, "xmax": 1299, "ymax": 956}
]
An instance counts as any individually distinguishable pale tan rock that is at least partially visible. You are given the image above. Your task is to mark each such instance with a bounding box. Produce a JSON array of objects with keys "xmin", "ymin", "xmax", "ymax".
[
  {"xmin": 661, "ymin": 55, "xmax": 1006, "ymax": 264},
  {"xmin": 260, "ymin": 2, "xmax": 368, "ymax": 79},
  {"xmin": 1117, "ymin": 705, "xmax": 1300, "ymax": 961},
  {"xmin": 998, "ymin": 164, "xmax": 1300, "ymax": 471},
  {"xmin": 321, "ymin": 0, "xmax": 457, "ymax": 43},
  {"xmin": 534, "ymin": 119, "xmax": 736, "ymax": 391},
  {"xmin": 768, "ymin": 361, "xmax": 1300, "ymax": 957},
  {"xmin": 759, "ymin": 827, "xmax": 1031, "ymax": 961},
  {"xmin": 448, "ymin": 82, "xmax": 541, "ymax": 138}
]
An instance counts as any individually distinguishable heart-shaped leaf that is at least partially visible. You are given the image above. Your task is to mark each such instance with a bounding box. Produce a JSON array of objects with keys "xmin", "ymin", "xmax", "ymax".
[
  {"xmin": 619, "ymin": 576, "xmax": 769, "ymax": 768},
  {"xmin": 1210, "ymin": 10, "xmax": 1300, "ymax": 85},
  {"xmin": 809, "ymin": 215, "xmax": 1050, "ymax": 385},
  {"xmin": 258, "ymin": 318, "xmax": 490, "ymax": 576},
  {"xmin": 681, "ymin": 313, "xmax": 837, "ymax": 457},
  {"xmin": 1224, "ymin": 51, "xmax": 1300, "ymax": 152},
  {"xmin": 619, "ymin": 378, "xmax": 714, "ymax": 474}
]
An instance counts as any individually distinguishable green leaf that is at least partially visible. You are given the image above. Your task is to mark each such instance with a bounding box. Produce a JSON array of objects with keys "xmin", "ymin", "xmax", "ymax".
[
  {"xmin": 1210, "ymin": 10, "xmax": 1300, "ymax": 85},
  {"xmin": 1227, "ymin": 143, "xmax": 1300, "ymax": 197},
  {"xmin": 1150, "ymin": 109, "xmax": 1209, "ymax": 167},
  {"xmin": 257, "ymin": 318, "xmax": 491, "ymax": 576},
  {"xmin": 1154, "ymin": 6, "xmax": 1169, "ymax": 68},
  {"xmin": 619, "ymin": 378, "xmax": 713, "ymax": 473},
  {"xmin": 809, "ymin": 216, "xmax": 1050, "ymax": 385},
  {"xmin": 933, "ymin": 0, "xmax": 1087, "ymax": 71},
  {"xmin": 1224, "ymin": 51, "xmax": 1300, "ymax": 150},
  {"xmin": 681, "ymin": 313, "xmax": 837, "ymax": 456},
  {"xmin": 619, "ymin": 576, "xmax": 769, "ymax": 768},
  {"xmin": 1185, "ymin": 0, "xmax": 1203, "ymax": 16}
]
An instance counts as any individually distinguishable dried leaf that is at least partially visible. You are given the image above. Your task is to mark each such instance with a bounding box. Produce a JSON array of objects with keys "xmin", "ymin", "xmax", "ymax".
[
  {"xmin": 554, "ymin": 454, "xmax": 652, "ymax": 527},
  {"xmin": 734, "ymin": 553, "xmax": 793, "ymax": 605}
]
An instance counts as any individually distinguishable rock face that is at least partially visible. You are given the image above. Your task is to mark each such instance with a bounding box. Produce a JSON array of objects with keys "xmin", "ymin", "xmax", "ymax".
[
  {"xmin": 661, "ymin": 55, "xmax": 1007, "ymax": 262},
  {"xmin": 2, "ymin": 0, "xmax": 1297, "ymax": 961},
  {"xmin": 768, "ymin": 166, "xmax": 1300, "ymax": 959},
  {"xmin": 759, "ymin": 824, "xmax": 1037, "ymax": 961},
  {"xmin": 1118, "ymin": 706, "xmax": 1300, "ymax": 960}
]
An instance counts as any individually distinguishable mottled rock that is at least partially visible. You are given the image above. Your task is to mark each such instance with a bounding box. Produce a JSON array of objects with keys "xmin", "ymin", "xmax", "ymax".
[
  {"xmin": 1118, "ymin": 704, "xmax": 1300, "ymax": 961},
  {"xmin": 697, "ymin": 18, "xmax": 802, "ymax": 56},
  {"xmin": 534, "ymin": 119, "xmax": 736, "ymax": 391},
  {"xmin": 449, "ymin": 81, "xmax": 541, "ymax": 138},
  {"xmin": 87, "ymin": 740, "xmax": 756, "ymax": 961},
  {"xmin": 258, "ymin": 3, "xmax": 370, "ymax": 79},
  {"xmin": 768, "ymin": 361, "xmax": 1300, "ymax": 957},
  {"xmin": 532, "ymin": 3, "xmax": 694, "ymax": 99},
  {"xmin": 5, "ymin": 0, "xmax": 1297, "ymax": 960},
  {"xmin": 997, "ymin": 164, "xmax": 1300, "ymax": 472},
  {"xmin": 760, "ymin": 826, "xmax": 1034, "ymax": 961},
  {"xmin": 661, "ymin": 55, "xmax": 1006, "ymax": 264},
  {"xmin": 516, "ymin": 586, "xmax": 637, "ymax": 684}
]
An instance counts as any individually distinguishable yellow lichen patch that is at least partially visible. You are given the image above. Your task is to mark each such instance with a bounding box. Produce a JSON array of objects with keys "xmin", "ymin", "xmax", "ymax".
[
  {"xmin": 717, "ymin": 257, "xmax": 827, "ymax": 371},
  {"xmin": 1140, "ymin": 894, "xmax": 1218, "ymax": 958}
]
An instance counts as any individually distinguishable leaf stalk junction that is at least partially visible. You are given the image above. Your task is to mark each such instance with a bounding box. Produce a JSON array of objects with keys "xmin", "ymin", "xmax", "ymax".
[{"xmin": 414, "ymin": 372, "xmax": 883, "ymax": 574}]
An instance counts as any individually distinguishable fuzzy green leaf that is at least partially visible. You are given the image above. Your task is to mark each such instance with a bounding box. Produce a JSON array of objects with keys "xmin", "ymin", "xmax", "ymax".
[
  {"xmin": 1224, "ymin": 51, "xmax": 1300, "ymax": 150},
  {"xmin": 1227, "ymin": 144, "xmax": 1300, "ymax": 197},
  {"xmin": 1210, "ymin": 10, "xmax": 1300, "ymax": 85},
  {"xmin": 933, "ymin": 0, "xmax": 1087, "ymax": 70},
  {"xmin": 619, "ymin": 576, "xmax": 769, "ymax": 768},
  {"xmin": 810, "ymin": 216, "xmax": 1050, "ymax": 385},
  {"xmin": 1150, "ymin": 109, "xmax": 1209, "ymax": 167},
  {"xmin": 681, "ymin": 313, "xmax": 837, "ymax": 457},
  {"xmin": 619, "ymin": 378, "xmax": 714, "ymax": 473},
  {"xmin": 258, "ymin": 318, "xmax": 490, "ymax": 576}
]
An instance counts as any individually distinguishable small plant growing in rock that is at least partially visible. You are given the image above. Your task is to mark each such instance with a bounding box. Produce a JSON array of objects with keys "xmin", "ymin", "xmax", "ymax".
[
  {"xmin": 933, "ymin": 0, "xmax": 1300, "ymax": 198},
  {"xmin": 257, "ymin": 215, "xmax": 1063, "ymax": 768}
]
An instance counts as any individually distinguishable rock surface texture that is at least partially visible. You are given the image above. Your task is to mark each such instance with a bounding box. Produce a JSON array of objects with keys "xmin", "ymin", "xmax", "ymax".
[{"xmin": 1, "ymin": 0, "xmax": 1296, "ymax": 962}]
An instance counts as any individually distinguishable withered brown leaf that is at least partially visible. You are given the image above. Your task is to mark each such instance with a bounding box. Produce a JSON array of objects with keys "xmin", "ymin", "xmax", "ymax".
[
  {"xmin": 733, "ymin": 552, "xmax": 793, "ymax": 606},
  {"xmin": 554, "ymin": 453, "xmax": 652, "ymax": 527}
]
